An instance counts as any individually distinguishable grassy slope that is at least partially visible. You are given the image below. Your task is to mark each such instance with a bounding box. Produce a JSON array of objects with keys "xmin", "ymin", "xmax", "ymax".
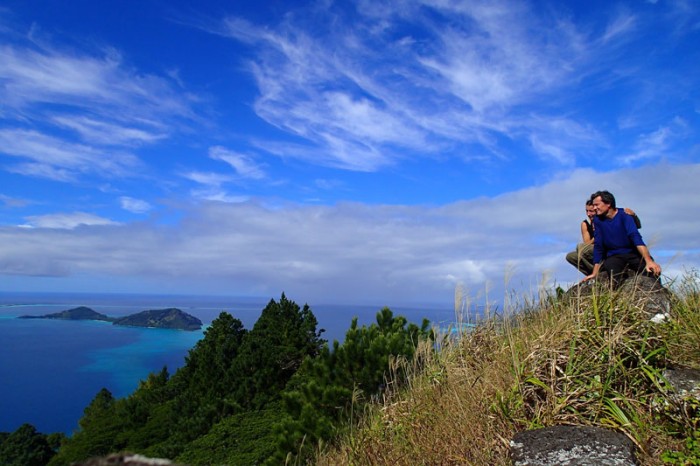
[{"xmin": 317, "ymin": 273, "xmax": 700, "ymax": 465}]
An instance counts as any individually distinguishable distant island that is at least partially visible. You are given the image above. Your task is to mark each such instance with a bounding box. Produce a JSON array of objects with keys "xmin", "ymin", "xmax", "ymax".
[{"xmin": 19, "ymin": 306, "xmax": 202, "ymax": 331}]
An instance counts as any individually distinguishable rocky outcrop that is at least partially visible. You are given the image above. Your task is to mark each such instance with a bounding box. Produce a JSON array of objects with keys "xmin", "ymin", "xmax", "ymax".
[
  {"xmin": 664, "ymin": 367, "xmax": 700, "ymax": 401},
  {"xmin": 661, "ymin": 366, "xmax": 700, "ymax": 436},
  {"xmin": 75, "ymin": 453, "xmax": 183, "ymax": 465},
  {"xmin": 617, "ymin": 275, "xmax": 672, "ymax": 320},
  {"xmin": 562, "ymin": 273, "xmax": 671, "ymax": 322},
  {"xmin": 510, "ymin": 425, "xmax": 637, "ymax": 465}
]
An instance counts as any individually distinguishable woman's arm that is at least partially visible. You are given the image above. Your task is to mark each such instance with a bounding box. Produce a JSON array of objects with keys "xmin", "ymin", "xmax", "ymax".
[{"xmin": 581, "ymin": 221, "xmax": 593, "ymax": 244}]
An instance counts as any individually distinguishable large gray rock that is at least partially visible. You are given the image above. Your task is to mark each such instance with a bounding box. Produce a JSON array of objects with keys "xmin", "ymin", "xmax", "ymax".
[
  {"xmin": 663, "ymin": 367, "xmax": 700, "ymax": 402},
  {"xmin": 561, "ymin": 271, "xmax": 613, "ymax": 302},
  {"xmin": 617, "ymin": 275, "xmax": 671, "ymax": 319},
  {"xmin": 562, "ymin": 273, "xmax": 671, "ymax": 322},
  {"xmin": 510, "ymin": 425, "xmax": 637, "ymax": 466},
  {"xmin": 75, "ymin": 453, "xmax": 182, "ymax": 465}
]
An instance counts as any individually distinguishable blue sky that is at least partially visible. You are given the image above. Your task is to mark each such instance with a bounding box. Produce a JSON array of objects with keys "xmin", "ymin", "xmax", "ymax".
[{"xmin": 1, "ymin": 0, "xmax": 699, "ymax": 307}]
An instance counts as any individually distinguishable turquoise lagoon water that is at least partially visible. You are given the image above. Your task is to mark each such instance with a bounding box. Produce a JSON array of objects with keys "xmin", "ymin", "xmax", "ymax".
[{"xmin": 0, "ymin": 292, "xmax": 456, "ymax": 435}]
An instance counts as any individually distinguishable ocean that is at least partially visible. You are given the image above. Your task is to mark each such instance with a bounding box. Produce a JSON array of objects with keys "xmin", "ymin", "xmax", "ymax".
[{"xmin": 0, "ymin": 292, "xmax": 457, "ymax": 435}]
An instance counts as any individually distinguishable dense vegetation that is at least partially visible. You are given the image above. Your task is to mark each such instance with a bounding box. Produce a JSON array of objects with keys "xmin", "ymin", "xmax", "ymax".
[
  {"xmin": 1, "ymin": 293, "xmax": 432, "ymax": 465},
  {"xmin": 0, "ymin": 424, "xmax": 64, "ymax": 466}
]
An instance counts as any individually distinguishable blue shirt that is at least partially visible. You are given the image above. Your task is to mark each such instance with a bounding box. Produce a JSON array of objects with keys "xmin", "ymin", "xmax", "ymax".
[{"xmin": 592, "ymin": 210, "xmax": 645, "ymax": 264}]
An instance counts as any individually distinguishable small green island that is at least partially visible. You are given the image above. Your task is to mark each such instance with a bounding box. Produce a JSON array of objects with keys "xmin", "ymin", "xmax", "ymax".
[{"xmin": 19, "ymin": 306, "xmax": 202, "ymax": 331}]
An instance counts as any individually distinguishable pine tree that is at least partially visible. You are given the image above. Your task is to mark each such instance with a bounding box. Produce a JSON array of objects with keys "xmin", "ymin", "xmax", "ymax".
[
  {"xmin": 233, "ymin": 294, "xmax": 326, "ymax": 409},
  {"xmin": 271, "ymin": 307, "xmax": 432, "ymax": 464}
]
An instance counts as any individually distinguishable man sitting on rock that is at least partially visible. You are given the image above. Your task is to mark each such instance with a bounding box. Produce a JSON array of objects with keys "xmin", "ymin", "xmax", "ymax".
[
  {"xmin": 566, "ymin": 199, "xmax": 640, "ymax": 276},
  {"xmin": 582, "ymin": 190, "xmax": 661, "ymax": 285}
]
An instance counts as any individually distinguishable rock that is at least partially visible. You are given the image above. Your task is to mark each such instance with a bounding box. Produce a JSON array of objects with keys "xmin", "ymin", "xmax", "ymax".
[
  {"xmin": 663, "ymin": 367, "xmax": 700, "ymax": 402},
  {"xmin": 617, "ymin": 275, "xmax": 671, "ymax": 320},
  {"xmin": 75, "ymin": 453, "xmax": 184, "ymax": 465},
  {"xmin": 510, "ymin": 425, "xmax": 637, "ymax": 465},
  {"xmin": 561, "ymin": 272, "xmax": 611, "ymax": 301},
  {"xmin": 562, "ymin": 273, "xmax": 672, "ymax": 323}
]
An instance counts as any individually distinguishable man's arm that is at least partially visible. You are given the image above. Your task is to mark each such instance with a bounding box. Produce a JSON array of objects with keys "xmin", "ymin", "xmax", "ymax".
[
  {"xmin": 582, "ymin": 262, "xmax": 602, "ymax": 282},
  {"xmin": 636, "ymin": 245, "xmax": 661, "ymax": 276}
]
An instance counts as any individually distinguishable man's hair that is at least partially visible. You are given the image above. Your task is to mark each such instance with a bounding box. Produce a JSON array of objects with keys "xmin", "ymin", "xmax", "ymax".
[
  {"xmin": 585, "ymin": 199, "xmax": 593, "ymax": 206},
  {"xmin": 590, "ymin": 190, "xmax": 616, "ymax": 209}
]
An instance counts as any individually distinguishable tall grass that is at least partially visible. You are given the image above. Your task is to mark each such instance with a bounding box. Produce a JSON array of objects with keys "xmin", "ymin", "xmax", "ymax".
[{"xmin": 316, "ymin": 271, "xmax": 700, "ymax": 465}]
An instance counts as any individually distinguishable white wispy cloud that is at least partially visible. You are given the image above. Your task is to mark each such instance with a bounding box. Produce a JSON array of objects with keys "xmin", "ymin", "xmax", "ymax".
[
  {"xmin": 0, "ymin": 129, "xmax": 141, "ymax": 181},
  {"xmin": 21, "ymin": 212, "xmax": 119, "ymax": 229},
  {"xmin": 0, "ymin": 43, "xmax": 194, "ymax": 119},
  {"xmin": 181, "ymin": 169, "xmax": 249, "ymax": 203},
  {"xmin": 0, "ymin": 32, "xmax": 198, "ymax": 180},
  {"xmin": 183, "ymin": 171, "xmax": 232, "ymax": 186},
  {"xmin": 119, "ymin": 197, "xmax": 152, "ymax": 214},
  {"xmin": 526, "ymin": 117, "xmax": 605, "ymax": 165},
  {"xmin": 209, "ymin": 146, "xmax": 266, "ymax": 180},
  {"xmin": 619, "ymin": 118, "xmax": 690, "ymax": 165},
  {"xmin": 211, "ymin": 0, "xmax": 638, "ymax": 171},
  {"xmin": 601, "ymin": 11, "xmax": 637, "ymax": 43},
  {"xmin": 51, "ymin": 116, "xmax": 168, "ymax": 146},
  {"xmin": 189, "ymin": 189, "xmax": 249, "ymax": 204},
  {"xmin": 0, "ymin": 194, "xmax": 31, "ymax": 208},
  {"xmin": 8, "ymin": 163, "xmax": 75, "ymax": 182}
]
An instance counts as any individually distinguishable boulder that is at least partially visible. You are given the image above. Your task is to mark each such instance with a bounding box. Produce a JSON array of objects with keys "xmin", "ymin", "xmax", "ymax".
[
  {"xmin": 561, "ymin": 271, "xmax": 612, "ymax": 301},
  {"xmin": 510, "ymin": 425, "xmax": 637, "ymax": 465},
  {"xmin": 664, "ymin": 368, "xmax": 700, "ymax": 394},
  {"xmin": 663, "ymin": 367, "xmax": 700, "ymax": 403},
  {"xmin": 562, "ymin": 273, "xmax": 671, "ymax": 323},
  {"xmin": 617, "ymin": 275, "xmax": 671, "ymax": 320},
  {"xmin": 75, "ymin": 453, "xmax": 183, "ymax": 466}
]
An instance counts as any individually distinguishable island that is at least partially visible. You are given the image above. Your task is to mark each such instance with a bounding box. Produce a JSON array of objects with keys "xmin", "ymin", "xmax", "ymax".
[
  {"xmin": 113, "ymin": 308, "xmax": 203, "ymax": 331},
  {"xmin": 18, "ymin": 306, "xmax": 113, "ymax": 322},
  {"xmin": 19, "ymin": 306, "xmax": 202, "ymax": 331}
]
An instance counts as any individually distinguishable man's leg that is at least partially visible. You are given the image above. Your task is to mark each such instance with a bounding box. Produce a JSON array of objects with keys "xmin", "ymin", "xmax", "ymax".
[
  {"xmin": 601, "ymin": 254, "xmax": 632, "ymax": 286},
  {"xmin": 626, "ymin": 253, "xmax": 660, "ymax": 281},
  {"xmin": 602, "ymin": 253, "xmax": 654, "ymax": 286}
]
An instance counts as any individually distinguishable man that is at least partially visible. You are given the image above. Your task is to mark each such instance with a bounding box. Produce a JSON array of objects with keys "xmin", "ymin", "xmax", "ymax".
[
  {"xmin": 566, "ymin": 200, "xmax": 641, "ymax": 276},
  {"xmin": 582, "ymin": 190, "xmax": 661, "ymax": 284}
]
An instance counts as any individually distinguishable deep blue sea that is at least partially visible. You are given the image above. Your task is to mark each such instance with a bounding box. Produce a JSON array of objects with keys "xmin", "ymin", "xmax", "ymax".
[{"xmin": 0, "ymin": 292, "xmax": 457, "ymax": 436}]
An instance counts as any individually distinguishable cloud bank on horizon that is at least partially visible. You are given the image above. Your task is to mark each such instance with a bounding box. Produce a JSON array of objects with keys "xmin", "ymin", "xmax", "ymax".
[{"xmin": 1, "ymin": 0, "xmax": 699, "ymax": 307}]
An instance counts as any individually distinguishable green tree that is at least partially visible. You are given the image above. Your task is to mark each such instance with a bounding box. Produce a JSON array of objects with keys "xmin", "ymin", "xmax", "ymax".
[
  {"xmin": 0, "ymin": 424, "xmax": 55, "ymax": 466},
  {"xmin": 271, "ymin": 307, "xmax": 432, "ymax": 464},
  {"xmin": 49, "ymin": 388, "xmax": 120, "ymax": 465},
  {"xmin": 233, "ymin": 294, "xmax": 326, "ymax": 409},
  {"xmin": 110, "ymin": 366, "xmax": 173, "ymax": 450},
  {"xmin": 154, "ymin": 312, "xmax": 248, "ymax": 455}
]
